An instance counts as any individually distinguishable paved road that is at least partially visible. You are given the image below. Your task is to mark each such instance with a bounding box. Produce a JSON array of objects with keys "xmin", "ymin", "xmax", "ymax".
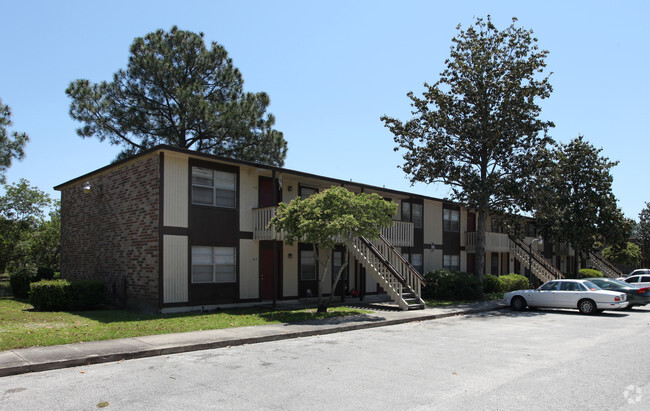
[{"xmin": 1, "ymin": 308, "xmax": 649, "ymax": 410}]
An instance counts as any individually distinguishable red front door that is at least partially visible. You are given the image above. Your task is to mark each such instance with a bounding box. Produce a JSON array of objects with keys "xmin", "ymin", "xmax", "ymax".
[
  {"xmin": 467, "ymin": 212, "xmax": 476, "ymax": 232},
  {"xmin": 260, "ymin": 243, "xmax": 282, "ymax": 300},
  {"xmin": 259, "ymin": 177, "xmax": 282, "ymax": 207},
  {"xmin": 467, "ymin": 254, "xmax": 475, "ymax": 275}
]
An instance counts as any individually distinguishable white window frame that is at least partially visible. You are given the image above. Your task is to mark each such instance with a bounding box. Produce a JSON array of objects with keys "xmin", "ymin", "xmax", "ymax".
[
  {"xmin": 300, "ymin": 249, "xmax": 317, "ymax": 281},
  {"xmin": 443, "ymin": 254, "xmax": 460, "ymax": 271},
  {"xmin": 443, "ymin": 209, "xmax": 460, "ymax": 232},
  {"xmin": 191, "ymin": 166, "xmax": 237, "ymax": 208},
  {"xmin": 191, "ymin": 246, "xmax": 237, "ymax": 284}
]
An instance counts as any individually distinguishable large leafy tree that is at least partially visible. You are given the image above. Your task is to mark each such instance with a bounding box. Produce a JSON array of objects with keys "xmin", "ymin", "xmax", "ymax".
[
  {"xmin": 66, "ymin": 26, "xmax": 287, "ymax": 165},
  {"xmin": 0, "ymin": 99, "xmax": 29, "ymax": 184},
  {"xmin": 269, "ymin": 186, "xmax": 397, "ymax": 312},
  {"xmin": 602, "ymin": 242, "xmax": 640, "ymax": 267},
  {"xmin": 638, "ymin": 203, "xmax": 650, "ymax": 267},
  {"xmin": 533, "ymin": 136, "xmax": 630, "ymax": 273},
  {"xmin": 0, "ymin": 179, "xmax": 55, "ymax": 272},
  {"xmin": 382, "ymin": 16, "xmax": 554, "ymax": 279}
]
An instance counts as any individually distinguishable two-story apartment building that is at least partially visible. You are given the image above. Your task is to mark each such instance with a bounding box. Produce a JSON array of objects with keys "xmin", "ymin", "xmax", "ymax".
[{"xmin": 55, "ymin": 145, "xmax": 594, "ymax": 312}]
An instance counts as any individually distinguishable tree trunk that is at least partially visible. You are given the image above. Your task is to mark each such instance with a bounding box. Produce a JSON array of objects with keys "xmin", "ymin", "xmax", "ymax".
[
  {"xmin": 573, "ymin": 248, "xmax": 581, "ymax": 277},
  {"xmin": 314, "ymin": 244, "xmax": 332, "ymax": 313},
  {"xmin": 475, "ymin": 208, "xmax": 487, "ymax": 281},
  {"xmin": 326, "ymin": 249, "xmax": 350, "ymax": 307}
]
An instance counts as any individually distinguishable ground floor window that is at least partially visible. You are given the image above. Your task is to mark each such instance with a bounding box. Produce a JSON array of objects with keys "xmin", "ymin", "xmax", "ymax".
[
  {"xmin": 443, "ymin": 254, "xmax": 460, "ymax": 271},
  {"xmin": 300, "ymin": 249, "xmax": 317, "ymax": 280},
  {"xmin": 402, "ymin": 252, "xmax": 423, "ymax": 274},
  {"xmin": 191, "ymin": 246, "xmax": 236, "ymax": 283}
]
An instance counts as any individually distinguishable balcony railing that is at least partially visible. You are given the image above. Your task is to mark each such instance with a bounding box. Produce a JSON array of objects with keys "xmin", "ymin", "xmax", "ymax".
[
  {"xmin": 253, "ymin": 206, "xmax": 413, "ymax": 246},
  {"xmin": 466, "ymin": 231, "xmax": 511, "ymax": 253}
]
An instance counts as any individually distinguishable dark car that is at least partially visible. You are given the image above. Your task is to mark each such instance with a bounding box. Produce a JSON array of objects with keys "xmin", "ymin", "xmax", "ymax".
[{"xmin": 586, "ymin": 278, "xmax": 650, "ymax": 309}]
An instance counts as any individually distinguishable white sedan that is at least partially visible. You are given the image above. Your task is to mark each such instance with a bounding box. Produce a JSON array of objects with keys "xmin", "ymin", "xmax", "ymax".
[{"xmin": 505, "ymin": 279, "xmax": 628, "ymax": 314}]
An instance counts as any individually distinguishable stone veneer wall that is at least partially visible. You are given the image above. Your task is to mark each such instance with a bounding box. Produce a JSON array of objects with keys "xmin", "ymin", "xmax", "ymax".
[{"xmin": 60, "ymin": 154, "xmax": 160, "ymax": 311}]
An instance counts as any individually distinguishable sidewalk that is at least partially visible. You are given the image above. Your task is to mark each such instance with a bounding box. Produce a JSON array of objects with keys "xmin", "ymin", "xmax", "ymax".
[{"xmin": 0, "ymin": 299, "xmax": 507, "ymax": 378}]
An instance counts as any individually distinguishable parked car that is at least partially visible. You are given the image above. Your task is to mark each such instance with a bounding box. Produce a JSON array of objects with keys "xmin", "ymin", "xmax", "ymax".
[
  {"xmin": 586, "ymin": 278, "xmax": 650, "ymax": 309},
  {"xmin": 623, "ymin": 272, "xmax": 650, "ymax": 288},
  {"xmin": 628, "ymin": 268, "xmax": 650, "ymax": 276},
  {"xmin": 505, "ymin": 279, "xmax": 628, "ymax": 314}
]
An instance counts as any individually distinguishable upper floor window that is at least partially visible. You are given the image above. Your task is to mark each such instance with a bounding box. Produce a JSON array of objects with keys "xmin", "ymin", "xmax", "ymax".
[
  {"xmin": 401, "ymin": 201, "xmax": 422, "ymax": 229},
  {"xmin": 192, "ymin": 166, "xmax": 236, "ymax": 208},
  {"xmin": 299, "ymin": 186, "xmax": 318, "ymax": 199},
  {"xmin": 524, "ymin": 222, "xmax": 536, "ymax": 238},
  {"xmin": 490, "ymin": 218, "xmax": 502, "ymax": 233},
  {"xmin": 443, "ymin": 209, "xmax": 460, "ymax": 232}
]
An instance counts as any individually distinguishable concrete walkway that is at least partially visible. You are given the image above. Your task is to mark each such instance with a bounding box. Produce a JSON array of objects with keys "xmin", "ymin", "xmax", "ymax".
[{"xmin": 0, "ymin": 299, "xmax": 507, "ymax": 377}]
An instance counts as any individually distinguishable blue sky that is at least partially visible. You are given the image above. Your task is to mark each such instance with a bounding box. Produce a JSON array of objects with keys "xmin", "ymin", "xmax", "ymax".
[{"xmin": 1, "ymin": 0, "xmax": 648, "ymax": 220}]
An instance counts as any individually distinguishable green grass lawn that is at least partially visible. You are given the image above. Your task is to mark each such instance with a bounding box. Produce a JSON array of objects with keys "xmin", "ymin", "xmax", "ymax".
[{"xmin": 0, "ymin": 298, "xmax": 369, "ymax": 351}]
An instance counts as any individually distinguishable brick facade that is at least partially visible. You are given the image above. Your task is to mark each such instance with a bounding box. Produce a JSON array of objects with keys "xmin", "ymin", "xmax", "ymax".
[{"xmin": 59, "ymin": 154, "xmax": 161, "ymax": 311}]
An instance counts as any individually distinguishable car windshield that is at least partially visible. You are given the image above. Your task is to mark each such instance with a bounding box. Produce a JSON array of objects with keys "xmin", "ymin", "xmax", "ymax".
[{"xmin": 582, "ymin": 281, "xmax": 601, "ymax": 291}]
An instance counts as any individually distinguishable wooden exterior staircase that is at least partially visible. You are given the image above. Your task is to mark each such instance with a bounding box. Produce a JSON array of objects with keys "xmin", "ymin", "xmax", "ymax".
[
  {"xmin": 349, "ymin": 234, "xmax": 426, "ymax": 310},
  {"xmin": 588, "ymin": 252, "xmax": 623, "ymax": 278},
  {"xmin": 509, "ymin": 235, "xmax": 564, "ymax": 284}
]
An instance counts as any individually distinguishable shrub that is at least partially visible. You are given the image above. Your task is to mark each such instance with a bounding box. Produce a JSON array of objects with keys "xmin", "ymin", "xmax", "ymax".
[
  {"xmin": 482, "ymin": 274, "xmax": 500, "ymax": 294},
  {"xmin": 28, "ymin": 279, "xmax": 107, "ymax": 311},
  {"xmin": 36, "ymin": 267, "xmax": 56, "ymax": 281},
  {"xmin": 497, "ymin": 273, "xmax": 529, "ymax": 292},
  {"xmin": 9, "ymin": 268, "xmax": 37, "ymax": 299},
  {"xmin": 578, "ymin": 268, "xmax": 603, "ymax": 278},
  {"xmin": 423, "ymin": 269, "xmax": 483, "ymax": 300},
  {"xmin": 29, "ymin": 280, "xmax": 70, "ymax": 311},
  {"xmin": 68, "ymin": 280, "xmax": 108, "ymax": 310}
]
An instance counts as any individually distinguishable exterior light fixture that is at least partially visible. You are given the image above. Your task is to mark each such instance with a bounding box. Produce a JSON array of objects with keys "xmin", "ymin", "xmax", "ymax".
[
  {"xmin": 82, "ymin": 182, "xmax": 92, "ymax": 194},
  {"xmin": 82, "ymin": 181, "xmax": 103, "ymax": 195}
]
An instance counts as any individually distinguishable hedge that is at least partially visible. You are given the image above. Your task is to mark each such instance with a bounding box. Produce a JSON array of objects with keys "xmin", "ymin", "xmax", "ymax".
[
  {"xmin": 497, "ymin": 273, "xmax": 529, "ymax": 292},
  {"xmin": 423, "ymin": 269, "xmax": 483, "ymax": 300},
  {"xmin": 578, "ymin": 268, "xmax": 604, "ymax": 279},
  {"xmin": 9, "ymin": 268, "xmax": 37, "ymax": 299},
  {"xmin": 482, "ymin": 274, "xmax": 501, "ymax": 294},
  {"xmin": 29, "ymin": 279, "xmax": 107, "ymax": 311}
]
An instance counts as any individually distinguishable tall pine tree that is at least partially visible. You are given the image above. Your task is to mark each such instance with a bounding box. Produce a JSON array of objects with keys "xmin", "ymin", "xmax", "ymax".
[{"xmin": 67, "ymin": 26, "xmax": 287, "ymax": 165}]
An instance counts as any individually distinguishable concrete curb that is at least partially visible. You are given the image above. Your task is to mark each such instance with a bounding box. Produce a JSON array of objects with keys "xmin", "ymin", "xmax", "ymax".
[{"xmin": 0, "ymin": 302, "xmax": 507, "ymax": 378}]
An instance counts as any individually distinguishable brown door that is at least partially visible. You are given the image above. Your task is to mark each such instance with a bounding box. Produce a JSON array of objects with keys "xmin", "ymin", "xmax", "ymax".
[
  {"xmin": 259, "ymin": 176, "xmax": 282, "ymax": 207},
  {"xmin": 260, "ymin": 242, "xmax": 282, "ymax": 300},
  {"xmin": 467, "ymin": 254, "xmax": 475, "ymax": 275},
  {"xmin": 467, "ymin": 212, "xmax": 476, "ymax": 232}
]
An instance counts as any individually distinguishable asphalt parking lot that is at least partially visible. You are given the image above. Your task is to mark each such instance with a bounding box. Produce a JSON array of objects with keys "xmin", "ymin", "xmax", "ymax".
[{"xmin": 1, "ymin": 307, "xmax": 649, "ymax": 410}]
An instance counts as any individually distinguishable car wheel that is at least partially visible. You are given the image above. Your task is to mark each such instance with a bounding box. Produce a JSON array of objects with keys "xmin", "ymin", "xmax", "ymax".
[
  {"xmin": 578, "ymin": 299, "xmax": 596, "ymax": 315},
  {"xmin": 511, "ymin": 296, "xmax": 527, "ymax": 311}
]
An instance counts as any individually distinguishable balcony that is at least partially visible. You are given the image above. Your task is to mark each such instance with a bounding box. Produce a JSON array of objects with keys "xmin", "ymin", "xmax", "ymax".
[
  {"xmin": 466, "ymin": 231, "xmax": 510, "ymax": 253},
  {"xmin": 253, "ymin": 207, "xmax": 414, "ymax": 246}
]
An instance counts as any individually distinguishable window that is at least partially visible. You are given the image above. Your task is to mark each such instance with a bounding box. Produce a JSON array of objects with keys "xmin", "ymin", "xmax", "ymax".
[
  {"xmin": 539, "ymin": 281, "xmax": 559, "ymax": 291},
  {"xmin": 491, "ymin": 253, "xmax": 498, "ymax": 275},
  {"xmin": 524, "ymin": 222, "xmax": 536, "ymax": 238},
  {"xmin": 443, "ymin": 254, "xmax": 460, "ymax": 271},
  {"xmin": 191, "ymin": 246, "xmax": 236, "ymax": 283},
  {"xmin": 443, "ymin": 209, "xmax": 460, "ymax": 232},
  {"xmin": 560, "ymin": 282, "xmax": 584, "ymax": 291},
  {"xmin": 299, "ymin": 186, "xmax": 318, "ymax": 199},
  {"xmin": 490, "ymin": 218, "xmax": 501, "ymax": 233},
  {"xmin": 192, "ymin": 166, "xmax": 236, "ymax": 208},
  {"xmin": 300, "ymin": 249, "xmax": 317, "ymax": 280},
  {"xmin": 401, "ymin": 201, "xmax": 422, "ymax": 228}
]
